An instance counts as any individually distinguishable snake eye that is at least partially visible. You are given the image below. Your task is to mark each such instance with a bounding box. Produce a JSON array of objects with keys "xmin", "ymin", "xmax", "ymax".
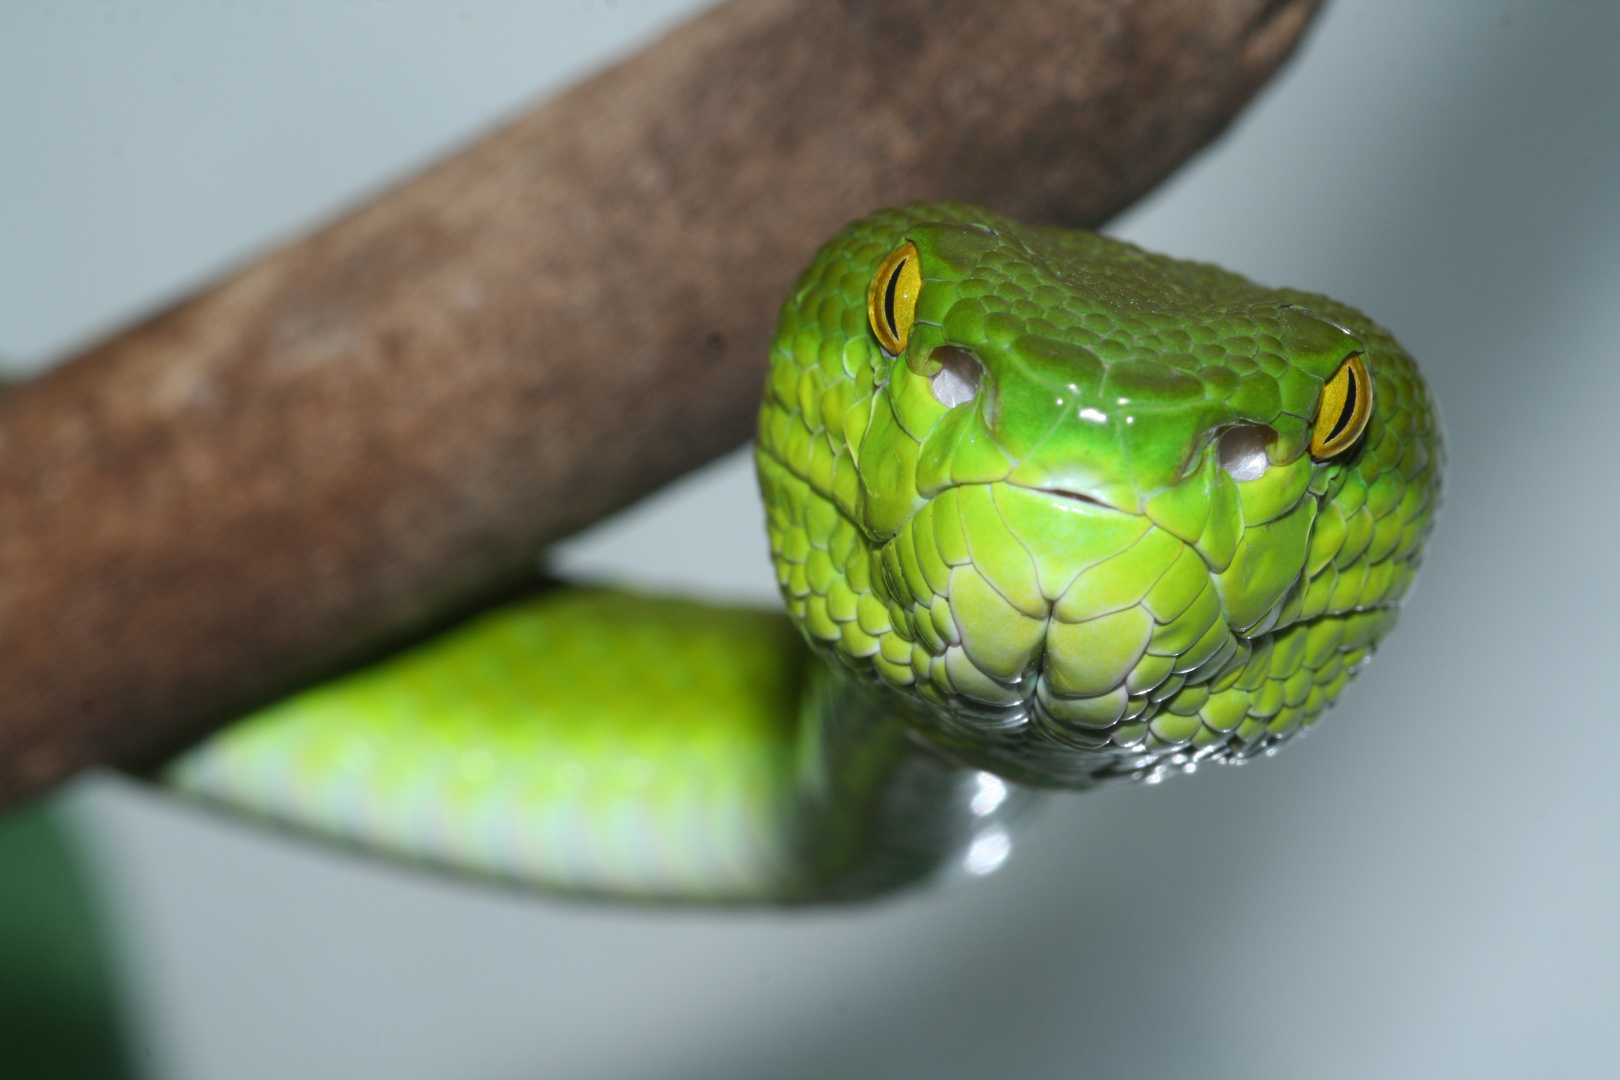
[
  {"xmin": 1309, "ymin": 353, "xmax": 1373, "ymax": 460},
  {"xmin": 867, "ymin": 242, "xmax": 922, "ymax": 354}
]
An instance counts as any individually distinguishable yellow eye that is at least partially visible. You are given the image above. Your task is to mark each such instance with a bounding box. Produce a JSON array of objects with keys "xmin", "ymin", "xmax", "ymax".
[
  {"xmin": 1310, "ymin": 353, "xmax": 1374, "ymax": 460},
  {"xmin": 867, "ymin": 242, "xmax": 922, "ymax": 354}
]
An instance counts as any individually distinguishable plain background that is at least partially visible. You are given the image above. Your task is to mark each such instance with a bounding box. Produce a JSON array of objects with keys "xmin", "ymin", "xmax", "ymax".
[{"xmin": 4, "ymin": 1, "xmax": 1619, "ymax": 1077}]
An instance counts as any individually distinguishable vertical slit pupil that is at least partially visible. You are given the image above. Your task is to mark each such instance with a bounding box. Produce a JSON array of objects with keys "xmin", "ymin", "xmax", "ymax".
[
  {"xmin": 883, "ymin": 258, "xmax": 905, "ymax": 338},
  {"xmin": 1326, "ymin": 367, "xmax": 1358, "ymax": 443}
]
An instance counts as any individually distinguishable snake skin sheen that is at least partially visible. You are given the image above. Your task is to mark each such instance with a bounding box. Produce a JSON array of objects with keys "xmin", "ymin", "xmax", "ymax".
[
  {"xmin": 169, "ymin": 204, "xmax": 1441, "ymax": 901},
  {"xmin": 757, "ymin": 203, "xmax": 1441, "ymax": 787}
]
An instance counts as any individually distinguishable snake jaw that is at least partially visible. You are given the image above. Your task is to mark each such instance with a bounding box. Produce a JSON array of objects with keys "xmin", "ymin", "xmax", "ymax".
[{"xmin": 852, "ymin": 478, "xmax": 1246, "ymax": 786}]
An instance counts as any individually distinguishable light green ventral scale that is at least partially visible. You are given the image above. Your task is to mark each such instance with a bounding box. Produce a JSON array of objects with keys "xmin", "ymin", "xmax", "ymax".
[{"xmin": 169, "ymin": 203, "xmax": 1443, "ymax": 903}]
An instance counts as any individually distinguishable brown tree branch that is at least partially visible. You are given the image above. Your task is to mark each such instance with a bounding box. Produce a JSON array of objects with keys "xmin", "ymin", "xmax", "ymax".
[{"xmin": 0, "ymin": 0, "xmax": 1321, "ymax": 804}]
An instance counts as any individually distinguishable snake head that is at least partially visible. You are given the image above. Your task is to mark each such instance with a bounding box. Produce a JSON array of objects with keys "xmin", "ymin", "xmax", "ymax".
[{"xmin": 758, "ymin": 205, "xmax": 1442, "ymax": 788}]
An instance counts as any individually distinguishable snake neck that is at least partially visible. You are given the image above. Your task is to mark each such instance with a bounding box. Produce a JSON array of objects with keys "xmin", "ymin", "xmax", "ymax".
[{"xmin": 786, "ymin": 658, "xmax": 1037, "ymax": 901}]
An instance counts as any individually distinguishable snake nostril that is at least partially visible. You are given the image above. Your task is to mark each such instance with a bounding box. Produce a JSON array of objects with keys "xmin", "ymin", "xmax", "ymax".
[{"xmin": 929, "ymin": 345, "xmax": 983, "ymax": 408}]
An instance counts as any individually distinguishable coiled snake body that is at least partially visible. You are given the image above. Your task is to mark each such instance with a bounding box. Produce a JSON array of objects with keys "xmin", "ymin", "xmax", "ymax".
[{"xmin": 170, "ymin": 204, "xmax": 1442, "ymax": 902}]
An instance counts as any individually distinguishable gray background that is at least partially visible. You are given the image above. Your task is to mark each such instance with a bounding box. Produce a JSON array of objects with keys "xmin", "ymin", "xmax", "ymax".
[{"xmin": 4, "ymin": 1, "xmax": 1619, "ymax": 1077}]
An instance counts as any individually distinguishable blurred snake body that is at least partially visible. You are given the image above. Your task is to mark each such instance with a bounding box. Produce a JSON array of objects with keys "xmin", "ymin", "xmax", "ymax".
[{"xmin": 168, "ymin": 204, "xmax": 1442, "ymax": 902}]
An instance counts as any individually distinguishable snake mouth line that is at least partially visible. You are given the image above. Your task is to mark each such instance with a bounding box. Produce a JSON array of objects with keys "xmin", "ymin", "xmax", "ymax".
[
  {"xmin": 1035, "ymin": 487, "xmax": 1108, "ymax": 508},
  {"xmin": 1012, "ymin": 484, "xmax": 1139, "ymax": 515}
]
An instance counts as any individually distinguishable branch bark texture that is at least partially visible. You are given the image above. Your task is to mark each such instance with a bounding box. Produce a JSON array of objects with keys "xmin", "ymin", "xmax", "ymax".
[{"xmin": 0, "ymin": 0, "xmax": 1322, "ymax": 802}]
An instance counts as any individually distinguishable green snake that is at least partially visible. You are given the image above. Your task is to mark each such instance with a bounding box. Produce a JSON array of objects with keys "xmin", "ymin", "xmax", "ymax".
[{"xmin": 166, "ymin": 203, "xmax": 1442, "ymax": 902}]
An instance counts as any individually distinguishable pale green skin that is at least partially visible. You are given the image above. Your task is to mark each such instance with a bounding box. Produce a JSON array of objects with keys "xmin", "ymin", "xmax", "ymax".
[{"xmin": 169, "ymin": 204, "xmax": 1442, "ymax": 903}]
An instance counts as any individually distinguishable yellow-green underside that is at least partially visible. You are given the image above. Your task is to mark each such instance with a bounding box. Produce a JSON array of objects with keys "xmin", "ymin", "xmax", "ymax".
[{"xmin": 169, "ymin": 588, "xmax": 813, "ymax": 900}]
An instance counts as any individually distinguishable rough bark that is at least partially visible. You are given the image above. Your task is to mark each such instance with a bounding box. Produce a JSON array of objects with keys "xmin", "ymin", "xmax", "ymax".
[{"xmin": 0, "ymin": 0, "xmax": 1322, "ymax": 803}]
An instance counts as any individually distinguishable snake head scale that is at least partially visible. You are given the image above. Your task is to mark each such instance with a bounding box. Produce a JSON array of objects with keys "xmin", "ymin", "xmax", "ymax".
[{"xmin": 758, "ymin": 203, "xmax": 1442, "ymax": 788}]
